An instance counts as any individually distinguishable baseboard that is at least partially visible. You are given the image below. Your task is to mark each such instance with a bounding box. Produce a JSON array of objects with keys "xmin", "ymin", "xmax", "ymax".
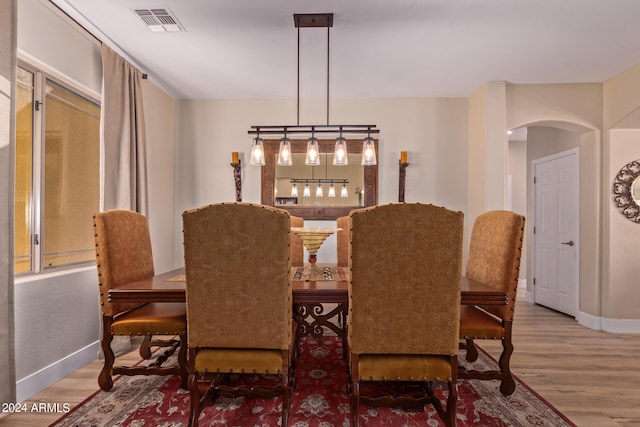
[
  {"xmin": 518, "ymin": 278, "xmax": 526, "ymax": 290},
  {"xmin": 576, "ymin": 310, "xmax": 602, "ymax": 331},
  {"xmin": 575, "ymin": 311, "xmax": 640, "ymax": 333},
  {"xmin": 16, "ymin": 340, "xmax": 100, "ymax": 403}
]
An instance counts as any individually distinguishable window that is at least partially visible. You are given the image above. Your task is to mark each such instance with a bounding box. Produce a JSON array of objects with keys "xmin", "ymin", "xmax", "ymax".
[{"xmin": 15, "ymin": 63, "xmax": 100, "ymax": 275}]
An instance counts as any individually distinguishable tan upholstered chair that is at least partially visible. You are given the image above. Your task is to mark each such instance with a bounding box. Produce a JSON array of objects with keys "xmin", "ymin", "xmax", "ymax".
[
  {"xmin": 182, "ymin": 202, "xmax": 295, "ymax": 427},
  {"xmin": 458, "ymin": 210, "xmax": 525, "ymax": 396},
  {"xmin": 336, "ymin": 215, "xmax": 349, "ymax": 267},
  {"xmin": 93, "ymin": 210, "xmax": 187, "ymax": 391},
  {"xmin": 290, "ymin": 215, "xmax": 304, "ymax": 266},
  {"xmin": 348, "ymin": 203, "xmax": 464, "ymax": 427}
]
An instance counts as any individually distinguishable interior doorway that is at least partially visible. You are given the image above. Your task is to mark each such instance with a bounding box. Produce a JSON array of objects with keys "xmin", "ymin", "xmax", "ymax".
[{"xmin": 532, "ymin": 148, "xmax": 579, "ymax": 316}]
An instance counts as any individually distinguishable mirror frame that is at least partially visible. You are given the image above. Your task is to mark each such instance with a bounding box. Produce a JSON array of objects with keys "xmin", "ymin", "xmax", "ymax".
[
  {"xmin": 612, "ymin": 159, "xmax": 640, "ymax": 223},
  {"xmin": 261, "ymin": 138, "xmax": 378, "ymax": 220}
]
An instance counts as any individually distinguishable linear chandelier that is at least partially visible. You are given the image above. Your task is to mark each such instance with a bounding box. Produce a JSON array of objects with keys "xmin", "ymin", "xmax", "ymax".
[
  {"xmin": 248, "ymin": 13, "xmax": 379, "ymax": 168},
  {"xmin": 288, "ymin": 178, "xmax": 349, "ymax": 198}
]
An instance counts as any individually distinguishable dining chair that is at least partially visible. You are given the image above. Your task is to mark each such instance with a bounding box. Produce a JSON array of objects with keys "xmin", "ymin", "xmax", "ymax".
[
  {"xmin": 347, "ymin": 203, "xmax": 464, "ymax": 427},
  {"xmin": 336, "ymin": 215, "xmax": 349, "ymax": 267},
  {"xmin": 291, "ymin": 215, "xmax": 304, "ymax": 266},
  {"xmin": 93, "ymin": 209, "xmax": 187, "ymax": 391},
  {"xmin": 458, "ymin": 210, "xmax": 526, "ymax": 396},
  {"xmin": 182, "ymin": 202, "xmax": 296, "ymax": 427}
]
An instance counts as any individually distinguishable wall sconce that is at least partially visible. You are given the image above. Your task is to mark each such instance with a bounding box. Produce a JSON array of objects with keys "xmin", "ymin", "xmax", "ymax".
[
  {"xmin": 230, "ymin": 152, "xmax": 242, "ymax": 202},
  {"xmin": 399, "ymin": 151, "xmax": 410, "ymax": 202}
]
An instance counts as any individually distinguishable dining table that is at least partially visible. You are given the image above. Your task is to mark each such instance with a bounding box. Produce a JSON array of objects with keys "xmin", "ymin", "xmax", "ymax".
[{"xmin": 108, "ymin": 265, "xmax": 508, "ymax": 342}]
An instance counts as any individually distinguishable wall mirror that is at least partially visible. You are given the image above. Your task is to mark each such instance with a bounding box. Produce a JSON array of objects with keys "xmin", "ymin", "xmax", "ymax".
[
  {"xmin": 612, "ymin": 159, "xmax": 640, "ymax": 223},
  {"xmin": 261, "ymin": 138, "xmax": 378, "ymax": 220}
]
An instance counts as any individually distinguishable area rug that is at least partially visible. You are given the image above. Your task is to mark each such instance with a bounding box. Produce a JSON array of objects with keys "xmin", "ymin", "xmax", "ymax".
[{"xmin": 50, "ymin": 336, "xmax": 575, "ymax": 427}]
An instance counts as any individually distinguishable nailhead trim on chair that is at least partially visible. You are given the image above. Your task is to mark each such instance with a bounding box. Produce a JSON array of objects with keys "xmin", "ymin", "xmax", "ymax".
[{"xmin": 462, "ymin": 335, "xmax": 501, "ymax": 339}]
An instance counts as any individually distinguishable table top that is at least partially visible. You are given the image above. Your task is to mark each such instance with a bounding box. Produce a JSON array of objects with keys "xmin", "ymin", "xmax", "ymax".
[{"xmin": 108, "ymin": 267, "xmax": 508, "ymax": 306}]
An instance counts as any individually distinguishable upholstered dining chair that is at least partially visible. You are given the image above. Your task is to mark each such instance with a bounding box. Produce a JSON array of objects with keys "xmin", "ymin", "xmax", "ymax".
[
  {"xmin": 458, "ymin": 210, "xmax": 525, "ymax": 396},
  {"xmin": 348, "ymin": 203, "xmax": 464, "ymax": 427},
  {"xmin": 182, "ymin": 202, "xmax": 296, "ymax": 427},
  {"xmin": 290, "ymin": 215, "xmax": 304, "ymax": 266},
  {"xmin": 93, "ymin": 209, "xmax": 187, "ymax": 391},
  {"xmin": 336, "ymin": 215, "xmax": 349, "ymax": 267}
]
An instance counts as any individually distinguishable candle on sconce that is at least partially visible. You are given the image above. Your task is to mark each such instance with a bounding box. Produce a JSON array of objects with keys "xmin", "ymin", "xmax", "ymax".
[
  {"xmin": 232, "ymin": 151, "xmax": 239, "ymax": 163},
  {"xmin": 400, "ymin": 151, "xmax": 408, "ymax": 163}
]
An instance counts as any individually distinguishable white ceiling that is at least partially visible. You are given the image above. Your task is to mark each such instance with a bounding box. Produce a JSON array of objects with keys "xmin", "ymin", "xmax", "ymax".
[{"xmin": 52, "ymin": 0, "xmax": 640, "ymax": 100}]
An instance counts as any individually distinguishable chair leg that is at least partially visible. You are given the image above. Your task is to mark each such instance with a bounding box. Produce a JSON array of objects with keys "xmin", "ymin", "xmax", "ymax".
[
  {"xmin": 98, "ymin": 318, "xmax": 115, "ymax": 391},
  {"xmin": 187, "ymin": 348, "xmax": 200, "ymax": 427},
  {"xmin": 499, "ymin": 323, "xmax": 516, "ymax": 396},
  {"xmin": 282, "ymin": 374, "xmax": 290, "ymax": 427},
  {"xmin": 139, "ymin": 335, "xmax": 152, "ymax": 359},
  {"xmin": 187, "ymin": 373, "xmax": 200, "ymax": 427},
  {"xmin": 178, "ymin": 332, "xmax": 188, "ymax": 389},
  {"xmin": 446, "ymin": 380, "xmax": 458, "ymax": 427},
  {"xmin": 464, "ymin": 338, "xmax": 479, "ymax": 362},
  {"xmin": 350, "ymin": 355, "xmax": 360, "ymax": 427}
]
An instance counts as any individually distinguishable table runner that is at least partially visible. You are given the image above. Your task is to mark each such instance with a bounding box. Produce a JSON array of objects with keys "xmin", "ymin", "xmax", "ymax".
[
  {"xmin": 165, "ymin": 266, "xmax": 348, "ymax": 283},
  {"xmin": 291, "ymin": 266, "xmax": 348, "ymax": 282}
]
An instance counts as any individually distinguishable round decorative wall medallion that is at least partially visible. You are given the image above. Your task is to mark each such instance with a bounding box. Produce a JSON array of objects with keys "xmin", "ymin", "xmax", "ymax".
[{"xmin": 612, "ymin": 160, "xmax": 640, "ymax": 223}]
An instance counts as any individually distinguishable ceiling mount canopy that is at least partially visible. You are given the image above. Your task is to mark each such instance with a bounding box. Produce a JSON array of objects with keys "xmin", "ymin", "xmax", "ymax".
[{"xmin": 249, "ymin": 12, "xmax": 379, "ymax": 167}]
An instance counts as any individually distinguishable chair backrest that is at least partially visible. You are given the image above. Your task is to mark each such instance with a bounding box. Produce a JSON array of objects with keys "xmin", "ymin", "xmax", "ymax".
[
  {"xmin": 466, "ymin": 210, "xmax": 526, "ymax": 321},
  {"xmin": 182, "ymin": 202, "xmax": 292, "ymax": 350},
  {"xmin": 93, "ymin": 210, "xmax": 155, "ymax": 317},
  {"xmin": 336, "ymin": 215, "xmax": 349, "ymax": 267},
  {"xmin": 290, "ymin": 215, "xmax": 304, "ymax": 266},
  {"xmin": 348, "ymin": 203, "xmax": 464, "ymax": 356}
]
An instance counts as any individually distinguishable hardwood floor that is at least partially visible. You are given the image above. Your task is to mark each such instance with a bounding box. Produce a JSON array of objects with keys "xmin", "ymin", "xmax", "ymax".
[{"xmin": 2, "ymin": 300, "xmax": 640, "ymax": 426}]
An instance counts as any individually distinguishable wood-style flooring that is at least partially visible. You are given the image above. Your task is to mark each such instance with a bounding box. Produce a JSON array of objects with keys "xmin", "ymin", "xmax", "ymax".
[{"xmin": 1, "ymin": 299, "xmax": 639, "ymax": 426}]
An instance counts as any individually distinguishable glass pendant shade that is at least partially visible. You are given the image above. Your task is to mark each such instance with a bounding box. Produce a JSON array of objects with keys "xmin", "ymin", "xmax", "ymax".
[
  {"xmin": 333, "ymin": 137, "xmax": 348, "ymax": 166},
  {"xmin": 277, "ymin": 137, "xmax": 292, "ymax": 166},
  {"xmin": 328, "ymin": 183, "xmax": 336, "ymax": 197},
  {"xmin": 340, "ymin": 183, "xmax": 348, "ymax": 198},
  {"xmin": 249, "ymin": 137, "xmax": 265, "ymax": 166},
  {"xmin": 305, "ymin": 137, "xmax": 321, "ymax": 166},
  {"xmin": 291, "ymin": 183, "xmax": 298, "ymax": 197},
  {"xmin": 315, "ymin": 184, "xmax": 323, "ymax": 197},
  {"xmin": 361, "ymin": 136, "xmax": 377, "ymax": 166},
  {"xmin": 303, "ymin": 183, "xmax": 311, "ymax": 197}
]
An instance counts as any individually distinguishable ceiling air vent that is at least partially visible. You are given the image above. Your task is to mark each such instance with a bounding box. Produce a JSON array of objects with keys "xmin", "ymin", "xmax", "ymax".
[{"xmin": 133, "ymin": 7, "xmax": 184, "ymax": 32}]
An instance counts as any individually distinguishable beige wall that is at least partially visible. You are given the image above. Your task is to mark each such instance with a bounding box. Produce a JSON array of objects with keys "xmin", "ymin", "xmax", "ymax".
[
  {"xmin": 174, "ymin": 97, "xmax": 468, "ymax": 264},
  {"xmin": 603, "ymin": 64, "xmax": 640, "ymax": 328},
  {"xmin": 607, "ymin": 129, "xmax": 640, "ymax": 321},
  {"xmin": 142, "ymin": 80, "xmax": 178, "ymax": 274},
  {"xmin": 467, "ymin": 81, "xmax": 508, "ymax": 233},
  {"xmin": 505, "ymin": 83, "xmax": 603, "ymax": 324}
]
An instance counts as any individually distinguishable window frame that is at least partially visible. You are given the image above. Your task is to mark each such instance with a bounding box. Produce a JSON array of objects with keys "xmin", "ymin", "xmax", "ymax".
[{"xmin": 16, "ymin": 58, "xmax": 101, "ymax": 276}]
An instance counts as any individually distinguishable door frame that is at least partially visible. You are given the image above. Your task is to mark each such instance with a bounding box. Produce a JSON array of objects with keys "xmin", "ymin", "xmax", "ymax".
[{"xmin": 531, "ymin": 147, "xmax": 580, "ymax": 316}]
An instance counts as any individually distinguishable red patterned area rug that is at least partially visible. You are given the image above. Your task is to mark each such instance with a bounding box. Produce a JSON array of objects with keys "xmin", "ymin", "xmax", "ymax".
[{"xmin": 50, "ymin": 336, "xmax": 575, "ymax": 427}]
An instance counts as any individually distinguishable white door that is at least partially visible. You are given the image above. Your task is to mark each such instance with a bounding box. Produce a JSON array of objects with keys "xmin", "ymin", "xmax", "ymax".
[{"xmin": 533, "ymin": 149, "xmax": 579, "ymax": 316}]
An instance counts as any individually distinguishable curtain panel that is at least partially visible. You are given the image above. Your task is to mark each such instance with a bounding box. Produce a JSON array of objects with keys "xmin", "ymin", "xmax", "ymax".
[{"xmin": 100, "ymin": 44, "xmax": 148, "ymax": 215}]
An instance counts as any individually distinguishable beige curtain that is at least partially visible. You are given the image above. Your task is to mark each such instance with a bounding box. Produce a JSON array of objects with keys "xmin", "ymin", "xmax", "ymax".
[{"xmin": 100, "ymin": 44, "xmax": 148, "ymax": 215}]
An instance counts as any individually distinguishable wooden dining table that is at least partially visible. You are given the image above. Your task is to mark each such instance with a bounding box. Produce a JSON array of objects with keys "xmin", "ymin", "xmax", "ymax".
[{"xmin": 109, "ymin": 266, "xmax": 508, "ymax": 341}]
